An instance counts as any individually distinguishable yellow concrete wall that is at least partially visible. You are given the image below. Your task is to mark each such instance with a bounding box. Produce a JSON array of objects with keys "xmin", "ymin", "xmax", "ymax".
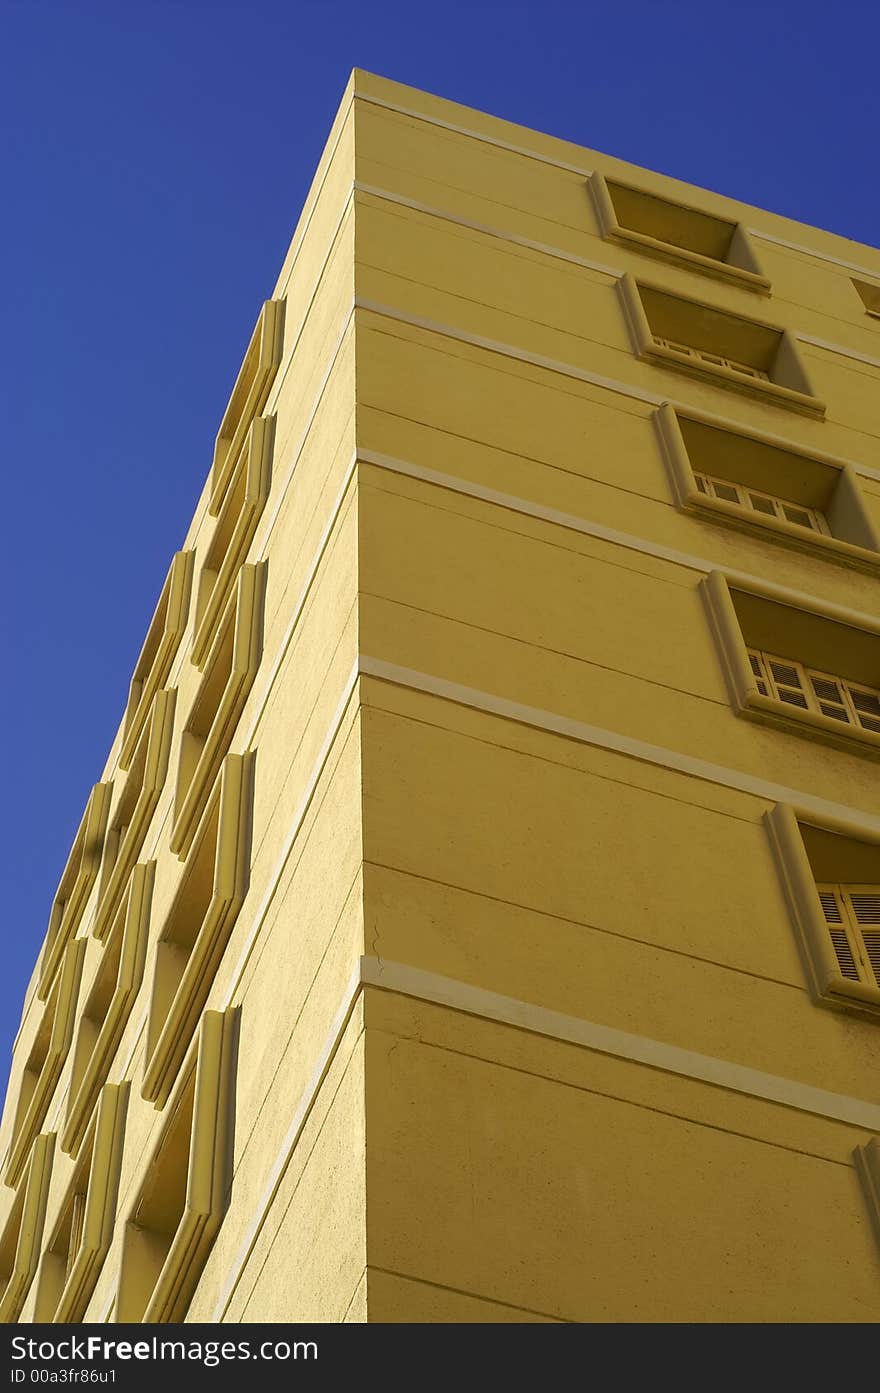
[
  {"xmin": 359, "ymin": 691, "xmax": 878, "ymax": 1092},
  {"xmin": 1, "ymin": 74, "xmax": 365, "ymax": 1325},
  {"xmin": 2, "ymin": 68, "xmax": 880, "ymax": 1326},
  {"xmin": 363, "ymin": 990, "xmax": 877, "ymax": 1323},
  {"xmin": 352, "ymin": 74, "xmax": 880, "ymax": 1321}
]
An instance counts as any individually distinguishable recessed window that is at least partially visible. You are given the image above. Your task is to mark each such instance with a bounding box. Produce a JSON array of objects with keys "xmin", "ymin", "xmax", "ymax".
[
  {"xmin": 210, "ymin": 300, "xmax": 284, "ymax": 517},
  {"xmin": 93, "ymin": 689, "xmax": 175, "ymax": 941},
  {"xmin": 657, "ymin": 407, "xmax": 880, "ymax": 571},
  {"xmin": 33, "ymin": 1083, "xmax": 128, "ymax": 1322},
  {"xmin": 0, "ymin": 1133, "xmax": 54, "ymax": 1323},
  {"xmin": 192, "ymin": 415, "xmax": 273, "ymax": 669},
  {"xmin": 119, "ymin": 551, "xmax": 193, "ymax": 772},
  {"xmin": 6, "ymin": 940, "xmax": 85, "ymax": 1188},
  {"xmin": 852, "ymin": 279, "xmax": 880, "ymax": 319},
  {"xmin": 116, "ymin": 1009, "xmax": 237, "ymax": 1323},
  {"xmin": 62, "ymin": 863, "xmax": 153, "ymax": 1157},
  {"xmin": 591, "ymin": 172, "xmax": 769, "ymax": 292},
  {"xmin": 619, "ymin": 276, "xmax": 825, "ymax": 417},
  {"xmin": 38, "ymin": 781, "xmax": 112, "ymax": 1002},
  {"xmin": 766, "ymin": 805, "xmax": 880, "ymax": 1016},
  {"xmin": 145, "ymin": 754, "xmax": 251, "ymax": 1108},
  {"xmin": 704, "ymin": 571, "xmax": 880, "ymax": 756},
  {"xmin": 170, "ymin": 564, "xmax": 264, "ymax": 859}
]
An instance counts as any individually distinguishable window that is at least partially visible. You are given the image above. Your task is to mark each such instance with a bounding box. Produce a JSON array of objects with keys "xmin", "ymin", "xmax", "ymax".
[
  {"xmin": 119, "ymin": 551, "xmax": 193, "ymax": 771},
  {"xmin": 590, "ymin": 172, "xmax": 770, "ymax": 292},
  {"xmin": 170, "ymin": 564, "xmax": 264, "ymax": 859},
  {"xmin": 93, "ymin": 688, "xmax": 175, "ymax": 942},
  {"xmin": 852, "ymin": 279, "xmax": 880, "ymax": 319},
  {"xmin": 0, "ymin": 1134, "xmax": 54, "ymax": 1323},
  {"xmin": 192, "ymin": 415, "xmax": 273, "ymax": 668},
  {"xmin": 619, "ymin": 275, "xmax": 825, "ymax": 417},
  {"xmin": 703, "ymin": 571, "xmax": 880, "ymax": 755},
  {"xmin": 747, "ymin": 650, "xmax": 880, "ymax": 733},
  {"xmin": 144, "ymin": 754, "xmax": 252, "ymax": 1108},
  {"xmin": 657, "ymin": 406, "xmax": 880, "ymax": 571},
  {"xmin": 210, "ymin": 300, "xmax": 284, "ymax": 517},
  {"xmin": 33, "ymin": 1083, "xmax": 128, "ymax": 1322},
  {"xmin": 6, "ymin": 940, "xmax": 85, "ymax": 1187},
  {"xmin": 38, "ymin": 782, "xmax": 112, "ymax": 1001},
  {"xmin": 653, "ymin": 338, "xmax": 769, "ymax": 380},
  {"xmin": 765, "ymin": 804, "xmax": 880, "ymax": 1015},
  {"xmin": 62, "ymin": 863, "xmax": 153, "ymax": 1157},
  {"xmin": 116, "ymin": 1009, "xmax": 237, "ymax": 1323},
  {"xmin": 695, "ymin": 474, "xmax": 829, "ymax": 533}
]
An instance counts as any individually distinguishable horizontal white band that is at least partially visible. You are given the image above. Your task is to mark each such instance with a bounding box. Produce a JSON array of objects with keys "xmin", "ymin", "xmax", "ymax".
[
  {"xmin": 359, "ymin": 654, "xmax": 880, "ymax": 836},
  {"xmin": 361, "ymin": 956, "xmax": 880, "ymax": 1130},
  {"xmin": 356, "ymin": 88, "xmax": 880, "ymax": 283},
  {"xmin": 356, "ymin": 295, "xmax": 880, "ymax": 484},
  {"xmin": 213, "ymin": 950, "xmax": 879, "ymax": 1321}
]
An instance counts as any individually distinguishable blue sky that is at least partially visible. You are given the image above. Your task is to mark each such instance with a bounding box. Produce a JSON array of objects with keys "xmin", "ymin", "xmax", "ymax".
[{"xmin": 1, "ymin": 0, "xmax": 877, "ymax": 1094}]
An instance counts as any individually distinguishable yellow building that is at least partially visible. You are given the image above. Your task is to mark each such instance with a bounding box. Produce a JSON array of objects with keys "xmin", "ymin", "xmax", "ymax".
[{"xmin": 2, "ymin": 70, "xmax": 880, "ymax": 1325}]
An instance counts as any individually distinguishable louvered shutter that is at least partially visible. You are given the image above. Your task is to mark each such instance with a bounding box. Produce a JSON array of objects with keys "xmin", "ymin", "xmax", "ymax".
[
  {"xmin": 747, "ymin": 649, "xmax": 769, "ymax": 696},
  {"xmin": 809, "ymin": 674, "xmax": 850, "ymax": 724},
  {"xmin": 768, "ymin": 658, "xmax": 809, "ymax": 709},
  {"xmin": 848, "ymin": 890, "xmax": 880, "ymax": 988},
  {"xmin": 848, "ymin": 685, "xmax": 880, "ymax": 734},
  {"xmin": 816, "ymin": 886, "xmax": 861, "ymax": 980}
]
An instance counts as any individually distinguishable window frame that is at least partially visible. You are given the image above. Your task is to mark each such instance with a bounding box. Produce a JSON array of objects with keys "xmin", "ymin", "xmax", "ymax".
[
  {"xmin": 590, "ymin": 171, "xmax": 771, "ymax": 293},
  {"xmin": 656, "ymin": 405, "xmax": 880, "ymax": 574},
  {"xmin": 6, "ymin": 939, "xmax": 86, "ymax": 1188},
  {"xmin": 192, "ymin": 415, "xmax": 273, "ymax": 669},
  {"xmin": 765, "ymin": 803, "xmax": 880, "ymax": 1016},
  {"xmin": 116, "ymin": 1009, "xmax": 237, "ymax": 1324},
  {"xmin": 703, "ymin": 570, "xmax": 880, "ymax": 757},
  {"xmin": 38, "ymin": 782, "xmax": 112, "ymax": 1002},
  {"xmin": 92, "ymin": 688, "xmax": 176, "ymax": 941},
  {"xmin": 619, "ymin": 274, "xmax": 826, "ymax": 418},
  {"xmin": 210, "ymin": 300, "xmax": 284, "ymax": 517},
  {"xmin": 119, "ymin": 551, "xmax": 193, "ymax": 772},
  {"xmin": 0, "ymin": 1133, "xmax": 54, "ymax": 1323},
  {"xmin": 33, "ymin": 1082, "xmax": 128, "ymax": 1323},
  {"xmin": 170, "ymin": 563, "xmax": 264, "ymax": 860},
  {"xmin": 62, "ymin": 863, "xmax": 153, "ymax": 1157},
  {"xmin": 855, "ymin": 1137, "xmax": 880, "ymax": 1251},
  {"xmin": 144, "ymin": 754, "xmax": 251, "ymax": 1108}
]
